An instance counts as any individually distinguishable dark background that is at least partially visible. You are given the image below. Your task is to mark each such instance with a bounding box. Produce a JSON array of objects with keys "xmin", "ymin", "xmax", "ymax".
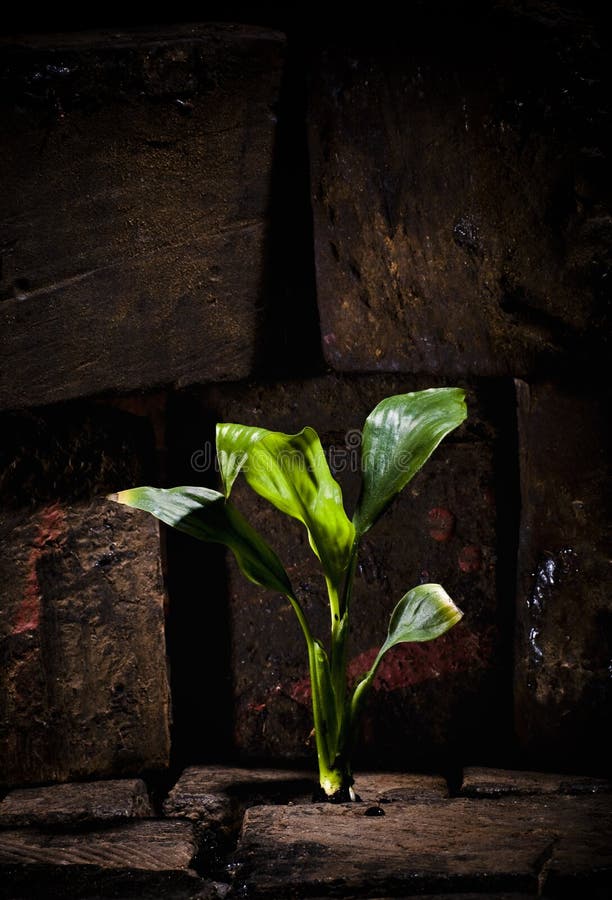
[{"xmin": 1, "ymin": 1, "xmax": 610, "ymax": 788}]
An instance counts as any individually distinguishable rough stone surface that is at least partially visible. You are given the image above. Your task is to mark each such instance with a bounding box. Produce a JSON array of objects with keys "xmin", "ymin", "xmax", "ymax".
[
  {"xmin": 308, "ymin": 896, "xmax": 537, "ymax": 900},
  {"xmin": 168, "ymin": 376, "xmax": 509, "ymax": 768},
  {"xmin": 164, "ymin": 766, "xmax": 315, "ymax": 840},
  {"xmin": 0, "ymin": 819, "xmax": 193, "ymax": 868},
  {"xmin": 461, "ymin": 766, "xmax": 612, "ymax": 798},
  {"xmin": 236, "ymin": 795, "xmax": 612, "ymax": 898},
  {"xmin": 0, "ymin": 778, "xmax": 153, "ymax": 827},
  {"xmin": 0, "ymin": 403, "xmax": 170, "ymax": 786},
  {"xmin": 0, "ymin": 820, "xmax": 201, "ymax": 899},
  {"xmin": 0, "ymin": 25, "xmax": 285, "ymax": 410},
  {"xmin": 164, "ymin": 765, "xmax": 448, "ymax": 839},
  {"xmin": 514, "ymin": 381, "xmax": 612, "ymax": 772},
  {"xmin": 308, "ymin": 11, "xmax": 611, "ymax": 377}
]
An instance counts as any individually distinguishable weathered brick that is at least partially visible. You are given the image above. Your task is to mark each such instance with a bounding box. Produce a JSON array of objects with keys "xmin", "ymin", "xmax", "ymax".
[
  {"xmin": 461, "ymin": 766, "xmax": 612, "ymax": 798},
  {"xmin": 164, "ymin": 766, "xmax": 314, "ymax": 841},
  {"xmin": 309, "ymin": 17, "xmax": 610, "ymax": 377},
  {"xmin": 164, "ymin": 765, "xmax": 448, "ymax": 838},
  {"xmin": 235, "ymin": 795, "xmax": 612, "ymax": 898},
  {"xmin": 0, "ymin": 779, "xmax": 152, "ymax": 828},
  {"xmin": 0, "ymin": 25, "xmax": 285, "ymax": 409},
  {"xmin": 0, "ymin": 820, "xmax": 200, "ymax": 900},
  {"xmin": 514, "ymin": 381, "xmax": 611, "ymax": 772},
  {"xmin": 0, "ymin": 402, "xmax": 170, "ymax": 786},
  {"xmin": 167, "ymin": 376, "xmax": 508, "ymax": 769}
]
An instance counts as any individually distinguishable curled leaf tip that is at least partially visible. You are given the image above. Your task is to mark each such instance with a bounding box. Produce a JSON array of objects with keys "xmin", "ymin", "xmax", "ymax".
[{"xmin": 106, "ymin": 492, "xmax": 118, "ymax": 502}]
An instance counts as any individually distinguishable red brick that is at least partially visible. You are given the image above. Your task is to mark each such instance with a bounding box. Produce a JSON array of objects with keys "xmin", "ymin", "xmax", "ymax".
[{"xmin": 0, "ymin": 403, "xmax": 170, "ymax": 785}]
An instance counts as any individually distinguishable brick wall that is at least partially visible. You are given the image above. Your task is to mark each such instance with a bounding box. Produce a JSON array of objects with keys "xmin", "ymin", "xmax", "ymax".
[{"xmin": 1, "ymin": 7, "xmax": 609, "ymax": 786}]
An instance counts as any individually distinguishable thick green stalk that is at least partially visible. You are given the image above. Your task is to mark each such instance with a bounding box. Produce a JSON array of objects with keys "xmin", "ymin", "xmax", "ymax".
[
  {"xmin": 329, "ymin": 540, "xmax": 359, "ymax": 708},
  {"xmin": 310, "ymin": 639, "xmax": 352, "ymax": 796},
  {"xmin": 283, "ymin": 586, "xmax": 349, "ymax": 798},
  {"xmin": 336, "ymin": 672, "xmax": 373, "ymax": 769},
  {"xmin": 314, "ymin": 542, "xmax": 362, "ymax": 798},
  {"xmin": 307, "ymin": 640, "xmax": 333, "ymax": 788},
  {"xmin": 285, "ymin": 593, "xmax": 329, "ymax": 776},
  {"xmin": 326, "ymin": 577, "xmax": 345, "ymax": 716},
  {"xmin": 330, "ymin": 612, "xmax": 349, "ymax": 731}
]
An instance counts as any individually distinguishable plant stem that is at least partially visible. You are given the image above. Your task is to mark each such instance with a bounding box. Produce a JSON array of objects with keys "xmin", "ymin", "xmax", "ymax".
[
  {"xmin": 285, "ymin": 592, "xmax": 331, "ymax": 777},
  {"xmin": 292, "ymin": 548, "xmax": 367, "ymax": 800},
  {"xmin": 307, "ymin": 640, "xmax": 332, "ymax": 784},
  {"xmin": 340, "ymin": 541, "xmax": 359, "ymax": 618},
  {"xmin": 316, "ymin": 543, "xmax": 363, "ymax": 797},
  {"xmin": 330, "ymin": 612, "xmax": 348, "ymax": 729},
  {"xmin": 325, "ymin": 577, "xmax": 341, "ymax": 626},
  {"xmin": 285, "ymin": 591, "xmax": 313, "ymax": 649}
]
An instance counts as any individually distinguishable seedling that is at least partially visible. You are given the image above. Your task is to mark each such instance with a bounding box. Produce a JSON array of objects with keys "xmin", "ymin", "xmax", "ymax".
[{"xmin": 111, "ymin": 388, "xmax": 466, "ymax": 799}]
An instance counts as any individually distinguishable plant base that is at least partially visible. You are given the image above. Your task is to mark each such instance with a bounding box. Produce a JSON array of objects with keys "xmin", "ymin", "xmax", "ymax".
[
  {"xmin": 313, "ymin": 768, "xmax": 358, "ymax": 803},
  {"xmin": 312, "ymin": 783, "xmax": 360, "ymax": 803}
]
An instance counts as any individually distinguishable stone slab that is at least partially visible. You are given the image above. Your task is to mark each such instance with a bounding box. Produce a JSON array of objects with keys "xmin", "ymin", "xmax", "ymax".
[
  {"xmin": 0, "ymin": 778, "xmax": 153, "ymax": 827},
  {"xmin": 364, "ymin": 896, "xmax": 538, "ymax": 900},
  {"xmin": 164, "ymin": 766, "xmax": 448, "ymax": 837},
  {"xmin": 236, "ymin": 796, "xmax": 612, "ymax": 898},
  {"xmin": 514, "ymin": 381, "xmax": 612, "ymax": 772},
  {"xmin": 169, "ymin": 376, "xmax": 508, "ymax": 768},
  {"xmin": 0, "ymin": 403, "xmax": 170, "ymax": 786},
  {"xmin": 0, "ymin": 819, "xmax": 194, "ymax": 868},
  {"xmin": 164, "ymin": 766, "xmax": 315, "ymax": 840},
  {"xmin": 0, "ymin": 820, "xmax": 201, "ymax": 899},
  {"xmin": 309, "ymin": 17, "xmax": 610, "ymax": 377},
  {"xmin": 0, "ymin": 25, "xmax": 285, "ymax": 409},
  {"xmin": 461, "ymin": 767, "xmax": 612, "ymax": 798},
  {"xmin": 307, "ymin": 896, "xmax": 538, "ymax": 900}
]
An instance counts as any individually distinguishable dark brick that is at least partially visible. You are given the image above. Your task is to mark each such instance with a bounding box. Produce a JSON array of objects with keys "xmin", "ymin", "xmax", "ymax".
[
  {"xmin": 167, "ymin": 375, "xmax": 508, "ymax": 769},
  {"xmin": 0, "ymin": 403, "xmax": 170, "ymax": 786},
  {"xmin": 0, "ymin": 25, "xmax": 285, "ymax": 410},
  {"xmin": 514, "ymin": 381, "xmax": 611, "ymax": 772},
  {"xmin": 0, "ymin": 779, "xmax": 152, "ymax": 828},
  {"xmin": 303, "ymin": 896, "xmax": 537, "ymax": 900},
  {"xmin": 164, "ymin": 766, "xmax": 314, "ymax": 841},
  {"xmin": 235, "ymin": 795, "xmax": 612, "ymax": 898},
  {"xmin": 461, "ymin": 767, "xmax": 612, "ymax": 798},
  {"xmin": 309, "ymin": 18, "xmax": 610, "ymax": 377},
  {"xmin": 0, "ymin": 820, "xmax": 200, "ymax": 900},
  {"xmin": 305, "ymin": 896, "xmax": 537, "ymax": 900},
  {"xmin": 164, "ymin": 765, "xmax": 448, "ymax": 841}
]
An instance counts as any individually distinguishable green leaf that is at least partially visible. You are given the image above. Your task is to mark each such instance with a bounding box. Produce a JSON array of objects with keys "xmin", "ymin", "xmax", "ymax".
[
  {"xmin": 312, "ymin": 640, "xmax": 339, "ymax": 764},
  {"xmin": 377, "ymin": 583, "xmax": 463, "ymax": 662},
  {"xmin": 112, "ymin": 485, "xmax": 292, "ymax": 595},
  {"xmin": 353, "ymin": 388, "xmax": 467, "ymax": 536},
  {"xmin": 217, "ymin": 424, "xmax": 355, "ymax": 587},
  {"xmin": 216, "ymin": 424, "xmax": 268, "ymax": 497},
  {"xmin": 347, "ymin": 584, "xmax": 462, "ymax": 753}
]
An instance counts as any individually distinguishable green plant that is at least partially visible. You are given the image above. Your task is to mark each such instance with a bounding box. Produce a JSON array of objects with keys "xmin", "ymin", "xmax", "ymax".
[{"xmin": 111, "ymin": 388, "xmax": 466, "ymax": 799}]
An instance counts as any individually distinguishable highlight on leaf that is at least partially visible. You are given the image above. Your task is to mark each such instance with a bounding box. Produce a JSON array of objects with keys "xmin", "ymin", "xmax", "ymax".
[
  {"xmin": 114, "ymin": 485, "xmax": 292, "ymax": 596},
  {"xmin": 217, "ymin": 423, "xmax": 355, "ymax": 588},
  {"xmin": 353, "ymin": 387, "xmax": 467, "ymax": 536},
  {"xmin": 378, "ymin": 582, "xmax": 463, "ymax": 659}
]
